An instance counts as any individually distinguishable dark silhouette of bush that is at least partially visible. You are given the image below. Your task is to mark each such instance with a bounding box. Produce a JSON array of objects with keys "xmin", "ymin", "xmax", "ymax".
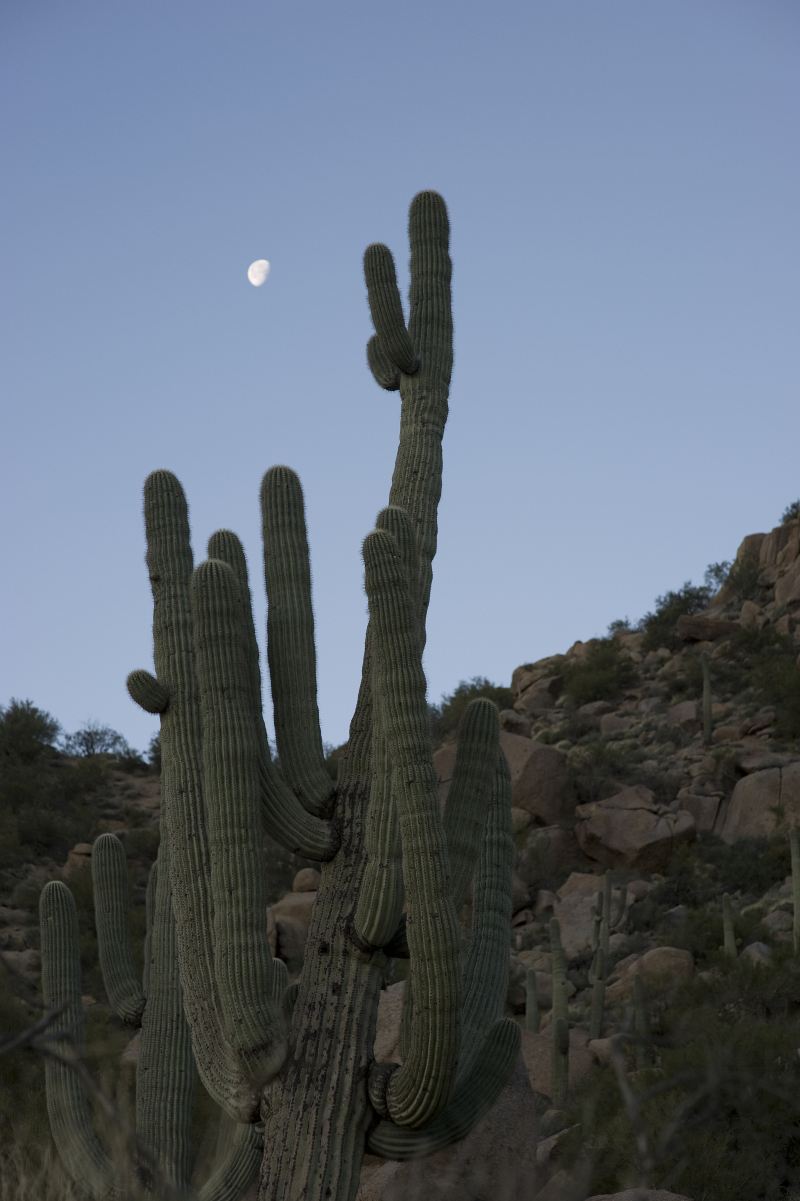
[
  {"xmin": 638, "ymin": 580, "xmax": 714, "ymax": 652},
  {"xmin": 428, "ymin": 676, "xmax": 512, "ymax": 745},
  {"xmin": 561, "ymin": 638, "xmax": 637, "ymax": 707}
]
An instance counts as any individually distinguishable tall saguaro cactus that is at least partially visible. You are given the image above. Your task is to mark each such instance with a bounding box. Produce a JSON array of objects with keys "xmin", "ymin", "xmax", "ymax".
[{"xmin": 86, "ymin": 192, "xmax": 514, "ymax": 1201}]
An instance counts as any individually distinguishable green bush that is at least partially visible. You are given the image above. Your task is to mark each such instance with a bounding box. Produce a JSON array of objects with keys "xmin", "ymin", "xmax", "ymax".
[
  {"xmin": 559, "ymin": 953, "xmax": 800, "ymax": 1199},
  {"xmin": 561, "ymin": 639, "xmax": 637, "ymax": 707},
  {"xmin": 567, "ymin": 740, "xmax": 639, "ymax": 805},
  {"xmin": 638, "ymin": 581, "xmax": 714, "ymax": 652},
  {"xmin": 781, "ymin": 500, "xmax": 800, "ymax": 525},
  {"xmin": 0, "ymin": 700, "xmax": 60, "ymax": 765},
  {"xmin": 428, "ymin": 676, "xmax": 512, "ymax": 745}
]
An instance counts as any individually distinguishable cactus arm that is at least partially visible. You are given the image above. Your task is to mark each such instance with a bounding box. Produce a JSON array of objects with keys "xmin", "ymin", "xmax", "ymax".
[
  {"xmin": 257, "ymin": 757, "xmax": 339, "ymax": 860},
  {"xmin": 136, "ymin": 851, "xmax": 196, "ymax": 1192},
  {"xmin": 589, "ymin": 949, "xmax": 606, "ymax": 1040},
  {"xmin": 367, "ymin": 334, "xmax": 401, "ymax": 391},
  {"xmin": 205, "ymin": 529, "xmax": 335, "ymax": 866},
  {"xmin": 353, "ymin": 506, "xmax": 422, "ymax": 948},
  {"xmin": 549, "ymin": 917, "xmax": 569, "ymax": 1107},
  {"xmin": 199, "ymin": 1123, "xmax": 263, "ymax": 1201},
  {"xmin": 363, "ymin": 243, "xmax": 419, "ymax": 375},
  {"xmin": 366, "ymin": 1019, "xmax": 520, "ymax": 1159},
  {"xmin": 39, "ymin": 881, "xmax": 115, "ymax": 1199},
  {"xmin": 344, "ymin": 190, "xmax": 454, "ymax": 782},
  {"xmin": 456, "ymin": 748, "xmax": 513, "ymax": 1083},
  {"xmin": 363, "ymin": 527, "xmax": 462, "ymax": 1128},
  {"xmin": 91, "ymin": 834, "xmax": 146, "ymax": 1025},
  {"xmin": 443, "ymin": 700, "xmax": 501, "ymax": 914},
  {"xmin": 207, "ymin": 528, "xmax": 271, "ymax": 759},
  {"xmin": 388, "ymin": 191, "xmax": 453, "ymax": 628},
  {"xmin": 191, "ymin": 558, "xmax": 288, "ymax": 1100},
  {"xmin": 139, "ymin": 469, "xmax": 256, "ymax": 1121},
  {"xmin": 127, "ymin": 669, "xmax": 169, "ymax": 713},
  {"xmin": 261, "ymin": 466, "xmax": 335, "ymax": 817}
]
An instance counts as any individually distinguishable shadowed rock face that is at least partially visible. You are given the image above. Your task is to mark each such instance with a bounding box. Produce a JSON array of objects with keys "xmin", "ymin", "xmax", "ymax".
[
  {"xmin": 575, "ymin": 785, "xmax": 696, "ymax": 871},
  {"xmin": 357, "ymin": 1057, "xmax": 540, "ymax": 1201}
]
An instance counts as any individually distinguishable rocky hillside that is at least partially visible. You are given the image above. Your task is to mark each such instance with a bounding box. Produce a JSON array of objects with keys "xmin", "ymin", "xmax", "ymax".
[{"xmin": 5, "ymin": 515, "xmax": 800, "ymax": 1199}]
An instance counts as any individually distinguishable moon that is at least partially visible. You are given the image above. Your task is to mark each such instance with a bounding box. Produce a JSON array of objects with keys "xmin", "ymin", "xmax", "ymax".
[{"xmin": 247, "ymin": 259, "xmax": 271, "ymax": 287}]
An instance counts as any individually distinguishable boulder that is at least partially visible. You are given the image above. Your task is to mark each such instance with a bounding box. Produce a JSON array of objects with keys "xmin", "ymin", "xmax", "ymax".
[
  {"xmin": 292, "ymin": 868, "xmax": 320, "ymax": 892},
  {"xmin": 666, "ymin": 700, "xmax": 699, "ymax": 730},
  {"xmin": 675, "ymin": 614, "xmax": 739, "ymax": 642},
  {"xmin": 606, "ymin": 946, "xmax": 694, "ymax": 1002},
  {"xmin": 587, "ymin": 1191, "xmax": 694, "ymax": 1201},
  {"xmin": 775, "ymin": 557, "xmax": 800, "ymax": 608},
  {"xmin": 500, "ymin": 709, "xmax": 533, "ymax": 738},
  {"xmin": 552, "ymin": 873, "xmax": 626, "ymax": 961},
  {"xmin": 63, "ymin": 842, "xmax": 93, "ymax": 879},
  {"xmin": 267, "ymin": 890, "xmax": 317, "ymax": 974},
  {"xmin": 575, "ymin": 786, "xmax": 695, "ymax": 871},
  {"xmin": 356, "ymin": 1055, "xmax": 541, "ymax": 1201},
  {"xmin": 519, "ymin": 1025, "xmax": 594, "ymax": 1101},
  {"xmin": 515, "ymin": 825, "xmax": 583, "ymax": 889},
  {"xmin": 674, "ymin": 790, "xmax": 721, "ymax": 834},
  {"xmin": 716, "ymin": 761, "xmax": 800, "ymax": 842},
  {"xmin": 436, "ymin": 734, "xmax": 573, "ymax": 826}
]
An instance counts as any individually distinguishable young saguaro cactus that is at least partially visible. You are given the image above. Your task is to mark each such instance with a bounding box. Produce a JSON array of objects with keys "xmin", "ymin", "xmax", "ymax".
[
  {"xmin": 119, "ymin": 192, "xmax": 517, "ymax": 1201},
  {"xmin": 39, "ymin": 842, "xmax": 265, "ymax": 1199}
]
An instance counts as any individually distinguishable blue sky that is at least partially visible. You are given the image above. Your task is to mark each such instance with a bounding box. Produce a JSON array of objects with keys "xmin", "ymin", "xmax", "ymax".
[{"xmin": 2, "ymin": 2, "xmax": 798, "ymax": 755}]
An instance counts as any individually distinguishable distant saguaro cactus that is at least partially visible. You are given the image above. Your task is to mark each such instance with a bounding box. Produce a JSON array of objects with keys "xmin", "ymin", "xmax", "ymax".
[{"xmin": 40, "ymin": 194, "xmax": 517, "ymax": 1201}]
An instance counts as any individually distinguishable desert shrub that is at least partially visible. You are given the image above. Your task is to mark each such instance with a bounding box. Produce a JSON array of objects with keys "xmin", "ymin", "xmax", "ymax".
[
  {"xmin": 704, "ymin": 553, "xmax": 761, "ymax": 604},
  {"xmin": 428, "ymin": 676, "xmax": 512, "ymax": 745},
  {"xmin": 560, "ymin": 639, "xmax": 637, "ymax": 707},
  {"xmin": 692, "ymin": 832, "xmax": 791, "ymax": 898},
  {"xmin": 702, "ymin": 625, "xmax": 800, "ymax": 739},
  {"xmin": 607, "ymin": 617, "xmax": 633, "ymax": 635},
  {"xmin": 559, "ymin": 955, "xmax": 800, "ymax": 1199},
  {"xmin": 638, "ymin": 581, "xmax": 714, "ymax": 652},
  {"xmin": 0, "ymin": 700, "xmax": 60, "ymax": 765},
  {"xmin": 567, "ymin": 740, "xmax": 639, "ymax": 805},
  {"xmin": 125, "ymin": 827, "xmax": 160, "ymax": 862}
]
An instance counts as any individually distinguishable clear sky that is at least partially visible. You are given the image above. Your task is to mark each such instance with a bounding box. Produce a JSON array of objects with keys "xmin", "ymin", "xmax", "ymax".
[{"xmin": 2, "ymin": 2, "xmax": 798, "ymax": 756}]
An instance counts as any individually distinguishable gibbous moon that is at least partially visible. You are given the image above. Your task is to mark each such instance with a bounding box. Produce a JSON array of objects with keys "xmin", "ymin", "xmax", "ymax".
[{"xmin": 247, "ymin": 259, "xmax": 271, "ymax": 287}]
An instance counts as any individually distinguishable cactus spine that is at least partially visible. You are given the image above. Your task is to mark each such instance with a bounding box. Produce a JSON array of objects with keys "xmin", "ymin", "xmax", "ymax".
[
  {"xmin": 41, "ymin": 194, "xmax": 518, "ymax": 1201},
  {"xmin": 549, "ymin": 917, "xmax": 569, "ymax": 1107}
]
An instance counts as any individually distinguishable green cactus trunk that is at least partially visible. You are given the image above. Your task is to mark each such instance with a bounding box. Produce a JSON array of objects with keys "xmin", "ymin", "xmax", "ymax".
[{"xmin": 40, "ymin": 194, "xmax": 517, "ymax": 1201}]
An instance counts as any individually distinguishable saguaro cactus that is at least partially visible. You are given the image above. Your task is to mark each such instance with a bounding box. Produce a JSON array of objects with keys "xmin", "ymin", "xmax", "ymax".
[
  {"xmin": 39, "ymin": 843, "xmax": 264, "ymax": 1199},
  {"xmin": 77, "ymin": 191, "xmax": 516, "ymax": 1201},
  {"xmin": 549, "ymin": 918, "xmax": 569, "ymax": 1108}
]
